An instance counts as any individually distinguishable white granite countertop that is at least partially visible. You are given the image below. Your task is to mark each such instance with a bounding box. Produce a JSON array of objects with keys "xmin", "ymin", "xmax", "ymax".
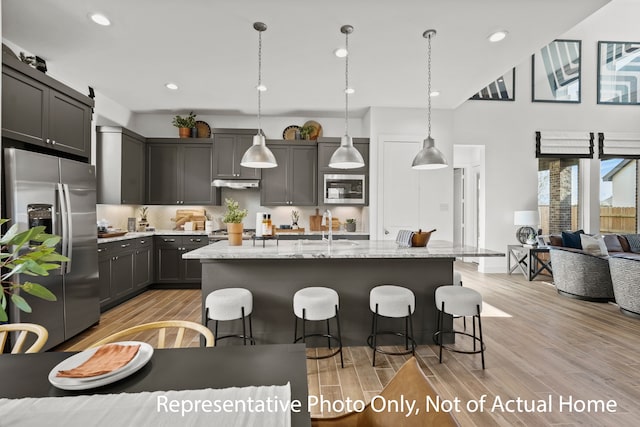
[{"xmin": 182, "ymin": 239, "xmax": 504, "ymax": 260}]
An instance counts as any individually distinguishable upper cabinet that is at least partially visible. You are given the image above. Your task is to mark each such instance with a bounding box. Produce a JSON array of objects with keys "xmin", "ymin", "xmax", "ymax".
[
  {"xmin": 261, "ymin": 140, "xmax": 317, "ymax": 206},
  {"xmin": 317, "ymin": 137, "xmax": 369, "ymax": 173},
  {"xmin": 97, "ymin": 126, "xmax": 146, "ymax": 204},
  {"xmin": 146, "ymin": 139, "xmax": 221, "ymax": 205},
  {"xmin": 212, "ymin": 129, "xmax": 261, "ymax": 179},
  {"xmin": 1, "ymin": 54, "xmax": 93, "ymax": 160}
]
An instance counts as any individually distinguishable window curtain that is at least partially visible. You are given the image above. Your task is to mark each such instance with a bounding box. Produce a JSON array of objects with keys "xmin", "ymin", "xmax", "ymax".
[
  {"xmin": 598, "ymin": 132, "xmax": 640, "ymax": 159},
  {"xmin": 535, "ymin": 131, "xmax": 594, "ymax": 158}
]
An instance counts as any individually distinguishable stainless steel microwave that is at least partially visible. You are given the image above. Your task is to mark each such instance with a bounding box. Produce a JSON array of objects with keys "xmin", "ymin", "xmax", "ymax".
[{"xmin": 323, "ymin": 174, "xmax": 366, "ymax": 205}]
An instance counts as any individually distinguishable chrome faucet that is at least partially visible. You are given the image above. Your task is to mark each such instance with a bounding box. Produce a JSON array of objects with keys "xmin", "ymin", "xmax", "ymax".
[{"xmin": 321, "ymin": 209, "xmax": 333, "ymax": 245}]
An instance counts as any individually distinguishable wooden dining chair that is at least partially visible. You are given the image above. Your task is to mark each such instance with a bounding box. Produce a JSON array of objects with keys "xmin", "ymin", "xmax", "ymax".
[
  {"xmin": 311, "ymin": 356, "xmax": 460, "ymax": 427},
  {"xmin": 0, "ymin": 323, "xmax": 49, "ymax": 354},
  {"xmin": 90, "ymin": 320, "xmax": 215, "ymax": 349}
]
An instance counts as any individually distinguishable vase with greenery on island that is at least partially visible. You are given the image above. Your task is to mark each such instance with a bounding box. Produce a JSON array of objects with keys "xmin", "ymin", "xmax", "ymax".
[
  {"xmin": 172, "ymin": 111, "xmax": 197, "ymax": 138},
  {"xmin": 222, "ymin": 198, "xmax": 248, "ymax": 246},
  {"xmin": 0, "ymin": 219, "xmax": 68, "ymax": 322}
]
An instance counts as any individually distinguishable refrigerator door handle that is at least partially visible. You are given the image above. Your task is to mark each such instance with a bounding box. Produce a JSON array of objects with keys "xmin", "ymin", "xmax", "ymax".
[
  {"xmin": 62, "ymin": 183, "xmax": 73, "ymax": 274},
  {"xmin": 57, "ymin": 183, "xmax": 69, "ymax": 274}
]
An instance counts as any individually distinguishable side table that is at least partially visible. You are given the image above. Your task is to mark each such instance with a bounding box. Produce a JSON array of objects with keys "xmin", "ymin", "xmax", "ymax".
[{"xmin": 507, "ymin": 244, "xmax": 552, "ymax": 281}]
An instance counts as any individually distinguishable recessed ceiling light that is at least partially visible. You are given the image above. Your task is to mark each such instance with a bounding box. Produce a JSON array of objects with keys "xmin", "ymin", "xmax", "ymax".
[
  {"xmin": 334, "ymin": 48, "xmax": 348, "ymax": 58},
  {"xmin": 165, "ymin": 83, "xmax": 178, "ymax": 90},
  {"xmin": 256, "ymin": 84, "xmax": 267, "ymax": 92},
  {"xmin": 89, "ymin": 13, "xmax": 111, "ymax": 26},
  {"xmin": 430, "ymin": 90, "xmax": 440, "ymax": 97},
  {"xmin": 488, "ymin": 30, "xmax": 508, "ymax": 43},
  {"xmin": 344, "ymin": 87, "xmax": 355, "ymax": 94}
]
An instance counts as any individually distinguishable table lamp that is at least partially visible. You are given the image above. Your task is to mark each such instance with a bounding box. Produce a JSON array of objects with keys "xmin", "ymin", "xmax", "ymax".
[{"xmin": 514, "ymin": 210, "xmax": 539, "ymax": 244}]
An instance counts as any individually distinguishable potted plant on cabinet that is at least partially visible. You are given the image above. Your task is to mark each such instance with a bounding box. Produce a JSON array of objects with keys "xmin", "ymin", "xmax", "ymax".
[
  {"xmin": 1, "ymin": 219, "xmax": 67, "ymax": 322},
  {"xmin": 172, "ymin": 111, "xmax": 197, "ymax": 138},
  {"xmin": 222, "ymin": 198, "xmax": 248, "ymax": 246}
]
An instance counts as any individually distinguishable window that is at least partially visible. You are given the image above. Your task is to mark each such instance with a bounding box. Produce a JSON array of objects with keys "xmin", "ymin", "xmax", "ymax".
[
  {"xmin": 538, "ymin": 158, "xmax": 580, "ymax": 234},
  {"xmin": 600, "ymin": 159, "xmax": 638, "ymax": 234}
]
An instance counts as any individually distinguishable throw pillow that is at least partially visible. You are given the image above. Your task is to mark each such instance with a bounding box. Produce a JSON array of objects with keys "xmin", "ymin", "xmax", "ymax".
[
  {"xmin": 603, "ymin": 234, "xmax": 624, "ymax": 252},
  {"xmin": 580, "ymin": 234, "xmax": 609, "ymax": 257},
  {"xmin": 624, "ymin": 234, "xmax": 640, "ymax": 253},
  {"xmin": 561, "ymin": 230, "xmax": 584, "ymax": 249}
]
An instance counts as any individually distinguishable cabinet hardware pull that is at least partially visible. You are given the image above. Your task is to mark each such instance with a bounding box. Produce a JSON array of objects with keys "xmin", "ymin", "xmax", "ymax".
[
  {"xmin": 140, "ymin": 240, "xmax": 145, "ymax": 244},
  {"xmin": 52, "ymin": 140, "xmax": 56, "ymax": 145},
  {"xmin": 164, "ymin": 238, "xmax": 176, "ymax": 242},
  {"xmin": 98, "ymin": 248, "xmax": 104, "ymax": 253},
  {"xmin": 190, "ymin": 238, "xmax": 201, "ymax": 242},
  {"xmin": 121, "ymin": 244, "xmax": 130, "ymax": 248}
]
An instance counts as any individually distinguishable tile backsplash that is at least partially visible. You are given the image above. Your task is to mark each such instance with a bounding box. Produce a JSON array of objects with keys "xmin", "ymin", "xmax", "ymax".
[{"xmin": 97, "ymin": 189, "xmax": 368, "ymax": 232}]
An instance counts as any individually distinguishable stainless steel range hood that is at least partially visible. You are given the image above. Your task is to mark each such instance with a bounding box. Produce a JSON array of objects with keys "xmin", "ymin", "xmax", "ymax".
[{"xmin": 211, "ymin": 179, "xmax": 260, "ymax": 189}]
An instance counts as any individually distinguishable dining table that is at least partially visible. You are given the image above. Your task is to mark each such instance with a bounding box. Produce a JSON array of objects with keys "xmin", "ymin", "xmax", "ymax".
[{"xmin": 0, "ymin": 343, "xmax": 311, "ymax": 427}]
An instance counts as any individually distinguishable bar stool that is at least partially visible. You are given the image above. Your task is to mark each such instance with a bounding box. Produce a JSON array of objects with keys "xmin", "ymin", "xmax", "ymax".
[
  {"xmin": 434, "ymin": 285, "xmax": 485, "ymax": 369},
  {"xmin": 293, "ymin": 287, "xmax": 344, "ymax": 368},
  {"xmin": 367, "ymin": 285, "xmax": 416, "ymax": 367},
  {"xmin": 205, "ymin": 288, "xmax": 254, "ymax": 345}
]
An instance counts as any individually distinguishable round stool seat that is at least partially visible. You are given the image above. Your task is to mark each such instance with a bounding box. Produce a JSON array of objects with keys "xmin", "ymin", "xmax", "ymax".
[
  {"xmin": 294, "ymin": 287, "xmax": 339, "ymax": 321},
  {"xmin": 369, "ymin": 285, "xmax": 415, "ymax": 317},
  {"xmin": 435, "ymin": 286, "xmax": 482, "ymax": 317},
  {"xmin": 206, "ymin": 288, "xmax": 253, "ymax": 321}
]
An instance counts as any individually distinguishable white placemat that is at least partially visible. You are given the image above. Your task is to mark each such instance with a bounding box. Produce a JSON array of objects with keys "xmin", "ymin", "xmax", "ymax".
[{"xmin": 0, "ymin": 383, "xmax": 291, "ymax": 427}]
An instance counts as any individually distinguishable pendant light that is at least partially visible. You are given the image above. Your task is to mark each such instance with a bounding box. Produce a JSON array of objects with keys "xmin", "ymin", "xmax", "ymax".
[
  {"xmin": 241, "ymin": 22, "xmax": 277, "ymax": 169},
  {"xmin": 412, "ymin": 29, "xmax": 447, "ymax": 170},
  {"xmin": 329, "ymin": 25, "xmax": 365, "ymax": 169}
]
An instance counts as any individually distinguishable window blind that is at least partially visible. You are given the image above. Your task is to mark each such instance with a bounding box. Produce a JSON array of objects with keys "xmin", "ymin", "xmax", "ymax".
[
  {"xmin": 598, "ymin": 132, "xmax": 640, "ymax": 159},
  {"xmin": 535, "ymin": 131, "xmax": 594, "ymax": 158}
]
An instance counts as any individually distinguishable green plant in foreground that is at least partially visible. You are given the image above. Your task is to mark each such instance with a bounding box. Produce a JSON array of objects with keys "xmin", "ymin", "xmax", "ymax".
[
  {"xmin": 346, "ymin": 218, "xmax": 356, "ymax": 224},
  {"xmin": 1, "ymin": 219, "xmax": 68, "ymax": 322},
  {"xmin": 222, "ymin": 198, "xmax": 248, "ymax": 224}
]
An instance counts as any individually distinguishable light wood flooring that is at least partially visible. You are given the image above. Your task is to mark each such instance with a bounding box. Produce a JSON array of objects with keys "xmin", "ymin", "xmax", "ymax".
[{"xmin": 57, "ymin": 262, "xmax": 640, "ymax": 426}]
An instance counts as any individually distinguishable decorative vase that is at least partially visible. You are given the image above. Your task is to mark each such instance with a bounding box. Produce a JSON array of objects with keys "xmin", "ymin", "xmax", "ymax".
[
  {"xmin": 227, "ymin": 222, "xmax": 243, "ymax": 246},
  {"xmin": 190, "ymin": 127, "xmax": 198, "ymax": 138},
  {"xmin": 178, "ymin": 127, "xmax": 190, "ymax": 138}
]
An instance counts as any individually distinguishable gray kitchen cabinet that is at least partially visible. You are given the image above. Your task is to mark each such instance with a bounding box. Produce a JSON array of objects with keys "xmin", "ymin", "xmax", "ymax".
[
  {"xmin": 133, "ymin": 238, "xmax": 153, "ymax": 288},
  {"xmin": 154, "ymin": 235, "xmax": 207, "ymax": 285},
  {"xmin": 96, "ymin": 126, "xmax": 146, "ymax": 204},
  {"xmin": 317, "ymin": 138, "xmax": 369, "ymax": 173},
  {"xmin": 97, "ymin": 237, "xmax": 153, "ymax": 310},
  {"xmin": 212, "ymin": 129, "xmax": 261, "ymax": 179},
  {"xmin": 260, "ymin": 141, "xmax": 317, "ymax": 206},
  {"xmin": 317, "ymin": 137, "xmax": 370, "ymax": 206},
  {"xmin": 1, "ymin": 56, "xmax": 93, "ymax": 160},
  {"xmin": 146, "ymin": 139, "xmax": 221, "ymax": 205}
]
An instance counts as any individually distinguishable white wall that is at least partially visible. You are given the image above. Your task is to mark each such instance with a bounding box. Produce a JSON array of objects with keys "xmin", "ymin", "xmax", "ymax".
[
  {"xmin": 452, "ymin": 0, "xmax": 640, "ymax": 272},
  {"xmin": 611, "ymin": 162, "xmax": 637, "ymax": 207},
  {"xmin": 368, "ymin": 107, "xmax": 455, "ymax": 241}
]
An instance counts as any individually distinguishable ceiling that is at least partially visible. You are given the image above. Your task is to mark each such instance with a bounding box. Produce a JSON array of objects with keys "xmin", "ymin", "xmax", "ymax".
[{"xmin": 2, "ymin": 0, "xmax": 610, "ymax": 117}]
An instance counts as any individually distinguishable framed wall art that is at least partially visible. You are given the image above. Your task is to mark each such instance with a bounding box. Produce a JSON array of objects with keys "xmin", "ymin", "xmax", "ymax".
[
  {"xmin": 597, "ymin": 41, "xmax": 640, "ymax": 105},
  {"xmin": 532, "ymin": 39, "xmax": 581, "ymax": 103},
  {"xmin": 469, "ymin": 68, "xmax": 515, "ymax": 101}
]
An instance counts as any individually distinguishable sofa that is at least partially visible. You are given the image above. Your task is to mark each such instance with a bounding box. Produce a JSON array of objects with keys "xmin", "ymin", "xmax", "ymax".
[
  {"xmin": 548, "ymin": 233, "xmax": 640, "ymax": 302},
  {"xmin": 608, "ymin": 253, "xmax": 640, "ymax": 318}
]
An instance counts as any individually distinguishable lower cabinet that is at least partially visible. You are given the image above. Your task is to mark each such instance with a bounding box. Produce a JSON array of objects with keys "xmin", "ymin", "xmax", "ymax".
[
  {"xmin": 154, "ymin": 235, "xmax": 207, "ymax": 285},
  {"xmin": 97, "ymin": 237, "xmax": 153, "ymax": 310}
]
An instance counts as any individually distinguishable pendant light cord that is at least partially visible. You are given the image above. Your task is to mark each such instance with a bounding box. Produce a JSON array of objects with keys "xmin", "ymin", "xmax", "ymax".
[
  {"xmin": 344, "ymin": 29, "xmax": 349, "ymax": 137},
  {"xmin": 427, "ymin": 32, "xmax": 432, "ymax": 139},
  {"xmin": 257, "ymin": 29, "xmax": 263, "ymax": 135}
]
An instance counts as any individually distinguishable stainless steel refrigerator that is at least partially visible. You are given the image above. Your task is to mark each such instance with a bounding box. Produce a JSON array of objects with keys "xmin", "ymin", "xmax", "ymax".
[{"xmin": 4, "ymin": 148, "xmax": 99, "ymax": 350}]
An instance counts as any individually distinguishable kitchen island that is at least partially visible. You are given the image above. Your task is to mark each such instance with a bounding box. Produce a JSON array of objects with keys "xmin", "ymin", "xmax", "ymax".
[{"xmin": 184, "ymin": 240, "xmax": 503, "ymax": 346}]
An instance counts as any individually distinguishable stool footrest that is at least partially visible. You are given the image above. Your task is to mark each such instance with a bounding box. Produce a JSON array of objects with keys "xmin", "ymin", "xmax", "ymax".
[
  {"xmin": 294, "ymin": 333, "xmax": 342, "ymax": 360},
  {"xmin": 433, "ymin": 330, "xmax": 485, "ymax": 354},
  {"xmin": 367, "ymin": 332, "xmax": 416, "ymax": 356},
  {"xmin": 215, "ymin": 333, "xmax": 256, "ymax": 345}
]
